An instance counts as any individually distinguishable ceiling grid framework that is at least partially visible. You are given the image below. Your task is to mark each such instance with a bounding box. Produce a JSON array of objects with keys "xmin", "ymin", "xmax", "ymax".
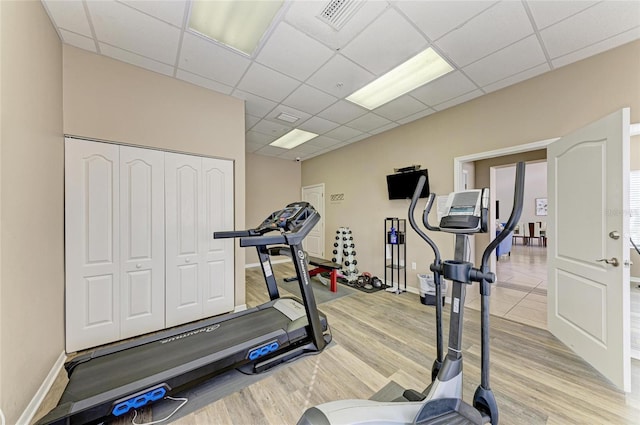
[{"xmin": 42, "ymin": 0, "xmax": 640, "ymax": 161}]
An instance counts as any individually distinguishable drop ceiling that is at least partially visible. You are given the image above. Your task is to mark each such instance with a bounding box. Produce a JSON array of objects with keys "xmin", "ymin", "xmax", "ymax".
[{"xmin": 42, "ymin": 0, "xmax": 640, "ymax": 161}]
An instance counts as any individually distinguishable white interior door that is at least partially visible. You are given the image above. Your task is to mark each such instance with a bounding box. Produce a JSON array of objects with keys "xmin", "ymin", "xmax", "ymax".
[
  {"xmin": 119, "ymin": 146, "xmax": 165, "ymax": 338},
  {"xmin": 547, "ymin": 108, "xmax": 631, "ymax": 391},
  {"xmin": 165, "ymin": 152, "xmax": 203, "ymax": 326},
  {"xmin": 302, "ymin": 184, "xmax": 324, "ymax": 258},
  {"xmin": 65, "ymin": 138, "xmax": 120, "ymax": 351},
  {"xmin": 202, "ymin": 157, "xmax": 234, "ymax": 316}
]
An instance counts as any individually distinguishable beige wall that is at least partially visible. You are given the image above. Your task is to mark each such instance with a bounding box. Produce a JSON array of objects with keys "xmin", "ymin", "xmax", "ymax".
[
  {"xmin": 63, "ymin": 46, "xmax": 247, "ymax": 307},
  {"xmin": 245, "ymin": 153, "xmax": 301, "ymax": 265},
  {"xmin": 0, "ymin": 2, "xmax": 63, "ymax": 423},
  {"xmin": 303, "ymin": 40, "xmax": 640, "ymax": 292}
]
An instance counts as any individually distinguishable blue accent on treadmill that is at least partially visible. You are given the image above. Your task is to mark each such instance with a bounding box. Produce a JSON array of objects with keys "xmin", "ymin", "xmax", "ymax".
[
  {"xmin": 248, "ymin": 341, "xmax": 280, "ymax": 361},
  {"xmin": 111, "ymin": 386, "xmax": 167, "ymax": 416}
]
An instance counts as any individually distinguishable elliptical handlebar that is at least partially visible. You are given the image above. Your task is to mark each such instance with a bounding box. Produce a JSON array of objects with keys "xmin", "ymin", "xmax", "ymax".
[
  {"xmin": 409, "ymin": 176, "xmax": 441, "ymax": 264},
  {"xmin": 422, "ymin": 193, "xmax": 441, "ymax": 232},
  {"xmin": 480, "ymin": 161, "xmax": 526, "ymax": 270}
]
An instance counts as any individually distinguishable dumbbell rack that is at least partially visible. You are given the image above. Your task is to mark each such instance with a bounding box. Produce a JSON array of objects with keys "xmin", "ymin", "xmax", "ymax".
[
  {"xmin": 331, "ymin": 227, "xmax": 358, "ymax": 283},
  {"xmin": 384, "ymin": 217, "xmax": 406, "ymax": 293}
]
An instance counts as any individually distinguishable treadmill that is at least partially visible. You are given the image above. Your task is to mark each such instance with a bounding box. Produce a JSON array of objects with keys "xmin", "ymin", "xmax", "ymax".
[{"xmin": 37, "ymin": 201, "xmax": 331, "ymax": 425}]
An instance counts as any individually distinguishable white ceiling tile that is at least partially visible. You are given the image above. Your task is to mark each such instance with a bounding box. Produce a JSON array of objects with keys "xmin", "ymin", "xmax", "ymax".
[
  {"xmin": 324, "ymin": 125, "xmax": 363, "ymax": 141},
  {"xmin": 306, "ymin": 55, "xmax": 375, "ymax": 98},
  {"xmin": 180, "ymin": 33, "xmax": 251, "ymax": 86},
  {"xmin": 245, "ymin": 115, "xmax": 261, "ymax": 131},
  {"xmin": 60, "ymin": 29, "xmax": 97, "ymax": 52},
  {"xmin": 176, "ymin": 69, "xmax": 233, "ymax": 95},
  {"xmin": 317, "ymin": 100, "xmax": 368, "ymax": 124},
  {"xmin": 255, "ymin": 145, "xmax": 288, "ymax": 157},
  {"xmin": 232, "ymin": 90, "xmax": 277, "ymax": 118},
  {"xmin": 396, "ymin": 108, "xmax": 436, "ymax": 125},
  {"xmin": 463, "ymin": 35, "xmax": 547, "ymax": 87},
  {"xmin": 237, "ymin": 63, "xmax": 300, "ymax": 102},
  {"xmin": 246, "ymin": 131, "xmax": 276, "ymax": 146},
  {"xmin": 526, "ymin": 1, "xmax": 598, "ymax": 30},
  {"xmin": 99, "ymin": 43, "xmax": 174, "ymax": 76},
  {"xmin": 87, "ymin": 0, "xmax": 180, "ymax": 64},
  {"xmin": 346, "ymin": 133, "xmax": 371, "ymax": 144},
  {"xmin": 435, "ymin": 1, "xmax": 533, "ymax": 67},
  {"xmin": 298, "ymin": 116, "xmax": 340, "ymax": 135},
  {"xmin": 246, "ymin": 142, "xmax": 265, "ymax": 153},
  {"xmin": 540, "ymin": 1, "xmax": 640, "ymax": 59},
  {"xmin": 43, "ymin": 0, "xmax": 92, "ymax": 37},
  {"xmin": 346, "ymin": 113, "xmax": 392, "ymax": 133},
  {"xmin": 308, "ymin": 135, "xmax": 342, "ymax": 149},
  {"xmin": 282, "ymin": 84, "xmax": 338, "ymax": 115},
  {"xmin": 482, "ymin": 63, "xmax": 550, "ymax": 93},
  {"xmin": 284, "ymin": 0, "xmax": 388, "ymax": 51},
  {"xmin": 373, "ymin": 95, "xmax": 428, "ymax": 121},
  {"xmin": 341, "ymin": 8, "xmax": 428, "ymax": 75},
  {"xmin": 251, "ymin": 119, "xmax": 292, "ymax": 138},
  {"xmin": 265, "ymin": 105, "xmax": 312, "ymax": 126},
  {"xmin": 395, "ymin": 1, "xmax": 497, "ymax": 41},
  {"xmin": 410, "ymin": 71, "xmax": 478, "ymax": 106},
  {"xmin": 256, "ymin": 22, "xmax": 335, "ymax": 81},
  {"xmin": 120, "ymin": 0, "xmax": 187, "ymax": 27},
  {"xmin": 432, "ymin": 89, "xmax": 483, "ymax": 111},
  {"xmin": 551, "ymin": 26, "xmax": 640, "ymax": 69},
  {"xmin": 369, "ymin": 122, "xmax": 399, "ymax": 135}
]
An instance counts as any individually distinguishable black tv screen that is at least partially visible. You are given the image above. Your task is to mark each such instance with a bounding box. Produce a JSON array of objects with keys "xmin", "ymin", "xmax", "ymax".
[{"xmin": 386, "ymin": 170, "xmax": 430, "ymax": 200}]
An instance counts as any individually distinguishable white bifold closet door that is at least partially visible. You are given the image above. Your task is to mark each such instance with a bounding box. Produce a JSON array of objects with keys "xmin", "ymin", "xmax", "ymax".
[
  {"xmin": 165, "ymin": 153, "xmax": 234, "ymax": 327},
  {"xmin": 119, "ymin": 146, "xmax": 165, "ymax": 339},
  {"xmin": 65, "ymin": 139, "xmax": 165, "ymax": 351}
]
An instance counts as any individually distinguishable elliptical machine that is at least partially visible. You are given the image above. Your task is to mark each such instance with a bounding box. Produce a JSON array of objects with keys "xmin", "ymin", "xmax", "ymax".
[{"xmin": 298, "ymin": 162, "xmax": 525, "ymax": 425}]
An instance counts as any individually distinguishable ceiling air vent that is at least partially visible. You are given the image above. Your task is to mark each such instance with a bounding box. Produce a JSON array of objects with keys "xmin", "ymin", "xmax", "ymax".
[{"xmin": 317, "ymin": 0, "xmax": 364, "ymax": 31}]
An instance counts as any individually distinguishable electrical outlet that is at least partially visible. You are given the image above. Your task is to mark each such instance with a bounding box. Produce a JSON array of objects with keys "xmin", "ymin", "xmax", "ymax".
[{"xmin": 411, "ymin": 262, "xmax": 417, "ymax": 270}]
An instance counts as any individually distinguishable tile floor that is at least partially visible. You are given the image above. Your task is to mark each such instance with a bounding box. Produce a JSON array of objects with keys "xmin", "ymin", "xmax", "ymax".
[{"xmin": 466, "ymin": 242, "xmax": 548, "ymax": 329}]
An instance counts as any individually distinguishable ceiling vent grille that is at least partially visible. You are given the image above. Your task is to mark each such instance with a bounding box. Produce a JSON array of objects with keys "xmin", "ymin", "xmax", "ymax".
[{"xmin": 317, "ymin": 0, "xmax": 364, "ymax": 31}]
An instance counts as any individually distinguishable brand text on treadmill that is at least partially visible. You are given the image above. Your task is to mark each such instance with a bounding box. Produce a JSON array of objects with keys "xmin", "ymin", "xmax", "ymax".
[{"xmin": 160, "ymin": 325, "xmax": 221, "ymax": 344}]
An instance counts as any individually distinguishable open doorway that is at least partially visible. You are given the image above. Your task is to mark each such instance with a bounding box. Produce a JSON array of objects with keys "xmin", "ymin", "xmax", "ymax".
[{"xmin": 463, "ymin": 150, "xmax": 550, "ymax": 330}]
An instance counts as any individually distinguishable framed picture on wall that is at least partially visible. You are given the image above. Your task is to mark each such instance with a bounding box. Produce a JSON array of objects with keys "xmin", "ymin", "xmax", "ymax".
[{"xmin": 536, "ymin": 198, "xmax": 548, "ymax": 216}]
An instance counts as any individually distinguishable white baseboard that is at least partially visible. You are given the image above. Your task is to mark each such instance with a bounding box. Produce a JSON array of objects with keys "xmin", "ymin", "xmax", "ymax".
[
  {"xmin": 233, "ymin": 304, "xmax": 247, "ymax": 313},
  {"xmin": 18, "ymin": 351, "xmax": 66, "ymax": 425},
  {"xmin": 245, "ymin": 258, "xmax": 289, "ymax": 269}
]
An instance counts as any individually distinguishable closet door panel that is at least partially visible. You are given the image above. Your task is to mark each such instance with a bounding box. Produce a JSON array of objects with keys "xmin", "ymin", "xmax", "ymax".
[
  {"xmin": 202, "ymin": 158, "xmax": 235, "ymax": 316},
  {"xmin": 65, "ymin": 138, "xmax": 120, "ymax": 352},
  {"xmin": 166, "ymin": 153, "xmax": 203, "ymax": 326},
  {"xmin": 120, "ymin": 146, "xmax": 165, "ymax": 338}
]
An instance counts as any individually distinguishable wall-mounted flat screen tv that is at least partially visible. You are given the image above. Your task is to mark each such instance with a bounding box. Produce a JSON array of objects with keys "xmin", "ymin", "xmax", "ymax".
[{"xmin": 386, "ymin": 169, "xmax": 430, "ymax": 200}]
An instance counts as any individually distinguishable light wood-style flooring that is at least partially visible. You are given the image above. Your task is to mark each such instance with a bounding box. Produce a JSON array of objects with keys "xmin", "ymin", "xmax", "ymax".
[
  {"xmin": 190, "ymin": 262, "xmax": 640, "ymax": 423},
  {"xmin": 36, "ymin": 261, "xmax": 640, "ymax": 424}
]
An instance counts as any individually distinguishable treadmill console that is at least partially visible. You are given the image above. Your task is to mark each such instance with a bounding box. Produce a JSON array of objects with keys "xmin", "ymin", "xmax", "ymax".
[
  {"xmin": 258, "ymin": 202, "xmax": 317, "ymax": 234},
  {"xmin": 439, "ymin": 189, "xmax": 489, "ymax": 234}
]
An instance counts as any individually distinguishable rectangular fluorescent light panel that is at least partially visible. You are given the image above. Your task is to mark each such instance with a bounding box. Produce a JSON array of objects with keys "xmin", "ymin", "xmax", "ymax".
[
  {"xmin": 346, "ymin": 48, "xmax": 454, "ymax": 110},
  {"xmin": 189, "ymin": 1, "xmax": 283, "ymax": 55},
  {"xmin": 270, "ymin": 129, "xmax": 318, "ymax": 149}
]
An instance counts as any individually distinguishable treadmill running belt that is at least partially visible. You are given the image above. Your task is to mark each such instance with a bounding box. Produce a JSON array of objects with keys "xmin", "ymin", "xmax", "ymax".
[{"xmin": 62, "ymin": 307, "xmax": 291, "ymax": 402}]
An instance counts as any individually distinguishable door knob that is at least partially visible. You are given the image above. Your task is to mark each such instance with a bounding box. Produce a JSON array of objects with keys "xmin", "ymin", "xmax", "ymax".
[
  {"xmin": 185, "ymin": 258, "xmax": 191, "ymax": 263},
  {"xmin": 136, "ymin": 263, "xmax": 142, "ymax": 269},
  {"xmin": 608, "ymin": 231, "xmax": 620, "ymax": 240},
  {"xmin": 596, "ymin": 258, "xmax": 619, "ymax": 267}
]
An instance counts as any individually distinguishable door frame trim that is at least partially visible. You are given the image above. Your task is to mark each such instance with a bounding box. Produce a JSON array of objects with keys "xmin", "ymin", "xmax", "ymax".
[{"xmin": 302, "ymin": 183, "xmax": 325, "ymax": 258}]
